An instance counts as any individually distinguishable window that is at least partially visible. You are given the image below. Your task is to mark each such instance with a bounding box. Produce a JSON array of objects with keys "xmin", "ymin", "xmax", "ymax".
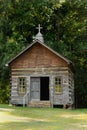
[
  {"xmin": 55, "ymin": 77, "xmax": 62, "ymax": 92},
  {"xmin": 18, "ymin": 77, "xmax": 26, "ymax": 94}
]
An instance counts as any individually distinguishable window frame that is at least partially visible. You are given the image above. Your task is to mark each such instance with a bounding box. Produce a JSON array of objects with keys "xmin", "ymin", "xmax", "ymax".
[
  {"xmin": 54, "ymin": 76, "xmax": 62, "ymax": 93},
  {"xmin": 18, "ymin": 77, "xmax": 26, "ymax": 95}
]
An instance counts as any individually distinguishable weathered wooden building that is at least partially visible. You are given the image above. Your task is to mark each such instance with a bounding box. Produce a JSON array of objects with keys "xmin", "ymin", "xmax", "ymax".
[{"xmin": 7, "ymin": 26, "xmax": 74, "ymax": 108}]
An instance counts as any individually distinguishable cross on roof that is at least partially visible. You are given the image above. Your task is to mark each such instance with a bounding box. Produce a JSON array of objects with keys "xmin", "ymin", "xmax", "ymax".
[{"xmin": 36, "ymin": 24, "xmax": 43, "ymax": 33}]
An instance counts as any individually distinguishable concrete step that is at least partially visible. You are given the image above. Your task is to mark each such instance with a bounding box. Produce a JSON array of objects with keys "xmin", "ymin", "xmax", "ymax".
[{"xmin": 29, "ymin": 101, "xmax": 51, "ymax": 108}]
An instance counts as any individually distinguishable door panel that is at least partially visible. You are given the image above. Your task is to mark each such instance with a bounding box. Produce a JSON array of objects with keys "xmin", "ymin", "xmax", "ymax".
[{"xmin": 30, "ymin": 77, "xmax": 40, "ymax": 101}]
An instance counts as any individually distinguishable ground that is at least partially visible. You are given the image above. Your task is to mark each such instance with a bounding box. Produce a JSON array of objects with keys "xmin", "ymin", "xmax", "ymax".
[{"xmin": 0, "ymin": 104, "xmax": 87, "ymax": 130}]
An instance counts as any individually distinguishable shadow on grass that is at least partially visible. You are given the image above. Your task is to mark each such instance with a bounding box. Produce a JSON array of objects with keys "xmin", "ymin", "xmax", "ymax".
[{"xmin": 0, "ymin": 107, "xmax": 87, "ymax": 130}]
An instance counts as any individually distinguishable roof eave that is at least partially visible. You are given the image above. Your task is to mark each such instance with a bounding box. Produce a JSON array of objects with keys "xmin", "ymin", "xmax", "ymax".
[
  {"xmin": 6, "ymin": 39, "xmax": 71, "ymax": 66},
  {"xmin": 7, "ymin": 39, "xmax": 41, "ymax": 65}
]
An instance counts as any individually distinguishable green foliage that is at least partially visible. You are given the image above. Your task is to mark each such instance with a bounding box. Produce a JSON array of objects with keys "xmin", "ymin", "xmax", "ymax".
[{"xmin": 0, "ymin": 0, "xmax": 87, "ymax": 107}]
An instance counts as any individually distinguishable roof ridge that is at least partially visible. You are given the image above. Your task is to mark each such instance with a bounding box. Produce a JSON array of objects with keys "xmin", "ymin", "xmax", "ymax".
[{"xmin": 6, "ymin": 39, "xmax": 71, "ymax": 66}]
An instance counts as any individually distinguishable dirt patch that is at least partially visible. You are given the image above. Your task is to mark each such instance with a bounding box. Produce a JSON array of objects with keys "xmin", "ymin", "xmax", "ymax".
[
  {"xmin": 72, "ymin": 123, "xmax": 87, "ymax": 128},
  {"xmin": 0, "ymin": 110, "xmax": 48, "ymax": 123},
  {"xmin": 0, "ymin": 108, "xmax": 14, "ymax": 112},
  {"xmin": 61, "ymin": 114, "xmax": 87, "ymax": 120}
]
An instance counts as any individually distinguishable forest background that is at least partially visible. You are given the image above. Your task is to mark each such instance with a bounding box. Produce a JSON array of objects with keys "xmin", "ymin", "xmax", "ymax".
[{"xmin": 0, "ymin": 0, "xmax": 87, "ymax": 108}]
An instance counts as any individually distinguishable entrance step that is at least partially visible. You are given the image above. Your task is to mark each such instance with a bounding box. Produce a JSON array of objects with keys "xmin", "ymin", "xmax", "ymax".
[{"xmin": 29, "ymin": 101, "xmax": 51, "ymax": 108}]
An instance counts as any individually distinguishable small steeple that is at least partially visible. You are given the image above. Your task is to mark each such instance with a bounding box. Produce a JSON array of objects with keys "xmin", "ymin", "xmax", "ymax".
[{"xmin": 34, "ymin": 24, "xmax": 44, "ymax": 43}]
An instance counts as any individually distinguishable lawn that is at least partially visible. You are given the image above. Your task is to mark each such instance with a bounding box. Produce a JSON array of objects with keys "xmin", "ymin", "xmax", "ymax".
[{"xmin": 0, "ymin": 104, "xmax": 87, "ymax": 130}]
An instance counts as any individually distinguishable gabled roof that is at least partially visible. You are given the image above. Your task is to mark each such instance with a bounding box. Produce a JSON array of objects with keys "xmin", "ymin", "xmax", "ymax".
[{"xmin": 6, "ymin": 39, "xmax": 72, "ymax": 66}]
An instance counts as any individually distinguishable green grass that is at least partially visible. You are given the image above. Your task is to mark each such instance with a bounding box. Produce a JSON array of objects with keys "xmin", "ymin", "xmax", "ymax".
[{"xmin": 0, "ymin": 104, "xmax": 87, "ymax": 130}]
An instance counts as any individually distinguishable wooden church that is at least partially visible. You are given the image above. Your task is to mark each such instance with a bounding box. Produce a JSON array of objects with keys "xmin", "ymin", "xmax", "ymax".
[{"xmin": 7, "ymin": 25, "xmax": 74, "ymax": 108}]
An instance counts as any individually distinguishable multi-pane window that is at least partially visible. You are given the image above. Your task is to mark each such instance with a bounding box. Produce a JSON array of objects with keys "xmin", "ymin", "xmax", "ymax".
[
  {"xmin": 18, "ymin": 77, "xmax": 26, "ymax": 94},
  {"xmin": 55, "ymin": 77, "xmax": 62, "ymax": 92}
]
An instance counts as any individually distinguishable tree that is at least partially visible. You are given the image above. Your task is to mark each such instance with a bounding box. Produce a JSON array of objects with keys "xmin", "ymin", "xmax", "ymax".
[{"xmin": 0, "ymin": 0, "xmax": 87, "ymax": 107}]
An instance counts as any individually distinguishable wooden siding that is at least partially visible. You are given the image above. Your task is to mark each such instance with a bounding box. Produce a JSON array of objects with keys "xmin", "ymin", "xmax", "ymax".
[
  {"xmin": 9, "ymin": 41, "xmax": 74, "ymax": 108},
  {"xmin": 10, "ymin": 67, "xmax": 74, "ymax": 107},
  {"xmin": 10, "ymin": 42, "xmax": 68, "ymax": 69}
]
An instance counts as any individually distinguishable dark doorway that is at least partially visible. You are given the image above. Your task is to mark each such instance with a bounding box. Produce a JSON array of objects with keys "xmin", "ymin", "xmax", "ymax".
[{"xmin": 40, "ymin": 77, "xmax": 49, "ymax": 100}]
